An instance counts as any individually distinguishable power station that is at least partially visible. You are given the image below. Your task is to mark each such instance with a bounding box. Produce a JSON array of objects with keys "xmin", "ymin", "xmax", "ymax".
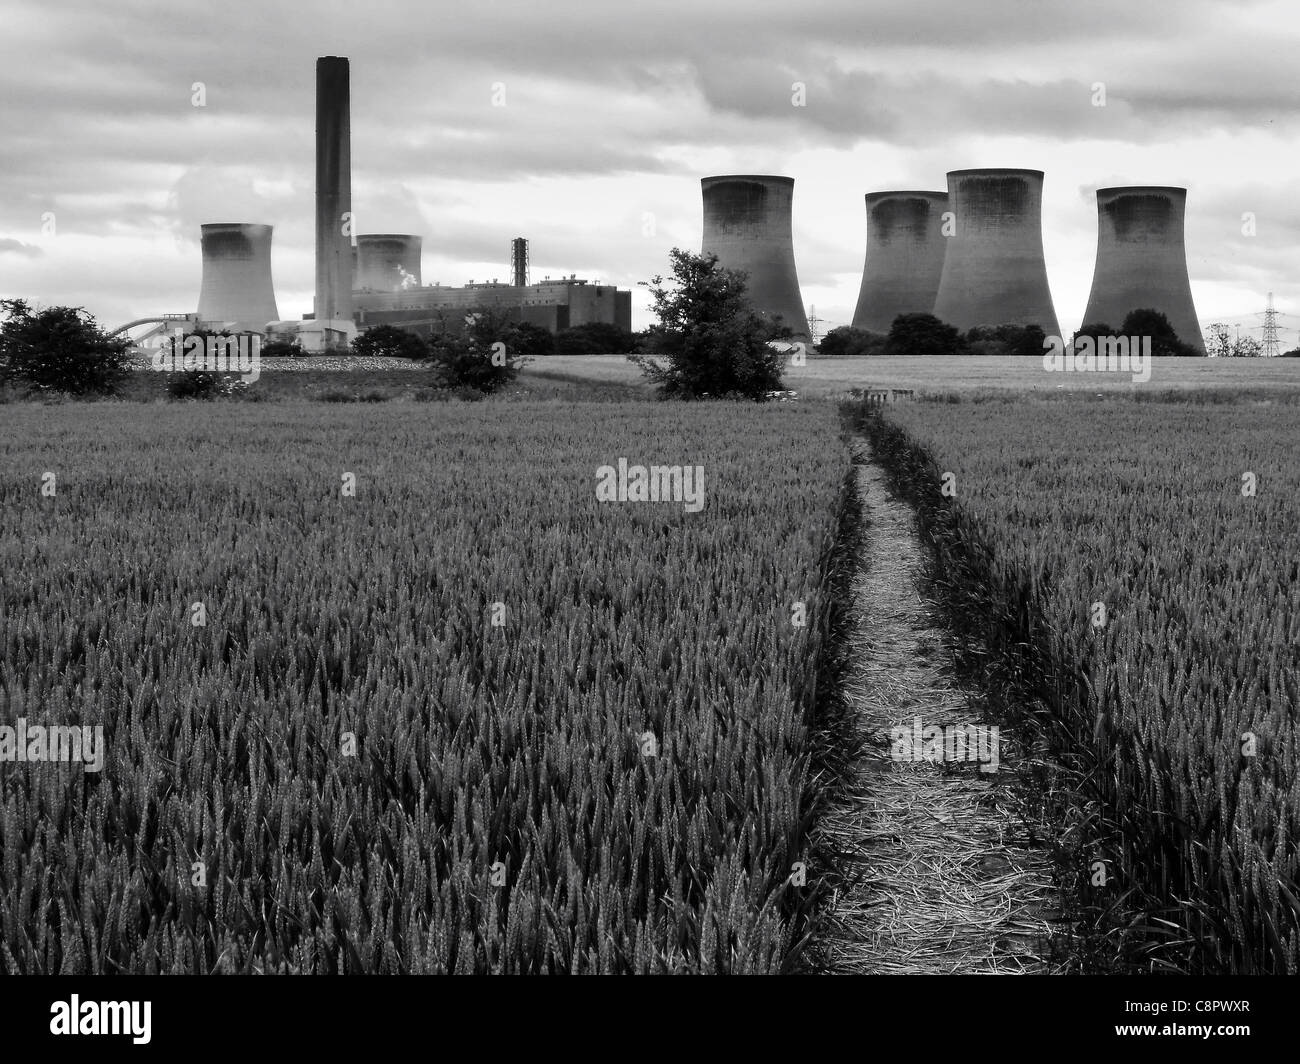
[
  {"xmin": 932, "ymin": 168, "xmax": 1061, "ymax": 338},
  {"xmin": 269, "ymin": 57, "xmax": 632, "ymax": 350},
  {"xmin": 1080, "ymin": 186, "xmax": 1204, "ymax": 354},
  {"xmin": 851, "ymin": 191, "xmax": 948, "ymax": 334},
  {"xmin": 195, "ymin": 223, "xmax": 279, "ymax": 333},
  {"xmin": 700, "ymin": 175, "xmax": 810, "ymax": 339},
  {"xmin": 115, "ymin": 57, "xmax": 1223, "ymax": 359}
]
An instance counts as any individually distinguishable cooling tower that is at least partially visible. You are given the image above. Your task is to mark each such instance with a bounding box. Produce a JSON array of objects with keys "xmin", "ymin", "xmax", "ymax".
[
  {"xmin": 353, "ymin": 234, "xmax": 422, "ymax": 292},
  {"xmin": 195, "ymin": 223, "xmax": 279, "ymax": 332},
  {"xmin": 1081, "ymin": 187, "xmax": 1204, "ymax": 353},
  {"xmin": 701, "ymin": 175, "xmax": 810, "ymax": 338},
  {"xmin": 932, "ymin": 169, "xmax": 1060, "ymax": 337},
  {"xmin": 851, "ymin": 191, "xmax": 949, "ymax": 334},
  {"xmin": 315, "ymin": 56, "xmax": 352, "ymax": 325}
]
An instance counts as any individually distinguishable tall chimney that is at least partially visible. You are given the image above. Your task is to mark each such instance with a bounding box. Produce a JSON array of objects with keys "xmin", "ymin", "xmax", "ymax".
[
  {"xmin": 315, "ymin": 56, "xmax": 352, "ymax": 327},
  {"xmin": 701, "ymin": 175, "xmax": 810, "ymax": 339},
  {"xmin": 1081, "ymin": 187, "xmax": 1204, "ymax": 353}
]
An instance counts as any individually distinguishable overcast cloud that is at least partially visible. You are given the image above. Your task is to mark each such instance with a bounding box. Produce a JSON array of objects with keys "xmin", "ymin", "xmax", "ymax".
[{"xmin": 1, "ymin": 0, "xmax": 1297, "ymax": 338}]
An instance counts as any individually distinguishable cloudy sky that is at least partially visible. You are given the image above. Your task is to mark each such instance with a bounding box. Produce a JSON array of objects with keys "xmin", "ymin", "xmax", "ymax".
[{"xmin": 2, "ymin": 0, "xmax": 1298, "ymax": 340}]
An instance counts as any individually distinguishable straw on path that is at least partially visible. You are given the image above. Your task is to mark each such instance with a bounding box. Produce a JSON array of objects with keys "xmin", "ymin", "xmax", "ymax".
[{"xmin": 812, "ymin": 437, "xmax": 1059, "ymax": 974}]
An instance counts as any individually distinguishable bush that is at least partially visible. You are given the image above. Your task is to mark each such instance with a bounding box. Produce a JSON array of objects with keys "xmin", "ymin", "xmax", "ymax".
[
  {"xmin": 885, "ymin": 313, "xmax": 968, "ymax": 356},
  {"xmin": 629, "ymin": 248, "xmax": 787, "ymax": 400},
  {"xmin": 507, "ymin": 322, "xmax": 557, "ymax": 358},
  {"xmin": 817, "ymin": 326, "xmax": 887, "ymax": 357},
  {"xmin": 963, "ymin": 322, "xmax": 1050, "ymax": 356},
  {"xmin": 0, "ymin": 299, "xmax": 133, "ymax": 395},
  {"xmin": 425, "ymin": 309, "xmax": 530, "ymax": 394},
  {"xmin": 167, "ymin": 370, "xmax": 226, "ymax": 400},
  {"xmin": 555, "ymin": 322, "xmax": 636, "ymax": 355},
  {"xmin": 166, "ymin": 370, "xmax": 255, "ymax": 401},
  {"xmin": 352, "ymin": 324, "xmax": 428, "ymax": 360},
  {"xmin": 260, "ymin": 338, "xmax": 306, "ymax": 358},
  {"xmin": 1006, "ymin": 323, "xmax": 1046, "ymax": 357}
]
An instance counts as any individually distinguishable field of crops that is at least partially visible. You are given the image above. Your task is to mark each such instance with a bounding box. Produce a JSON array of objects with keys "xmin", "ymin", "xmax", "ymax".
[
  {"xmin": 856, "ymin": 396, "xmax": 1300, "ymax": 973},
  {"xmin": 522, "ymin": 353, "xmax": 1300, "ymax": 398},
  {"xmin": 0, "ymin": 401, "xmax": 853, "ymax": 973}
]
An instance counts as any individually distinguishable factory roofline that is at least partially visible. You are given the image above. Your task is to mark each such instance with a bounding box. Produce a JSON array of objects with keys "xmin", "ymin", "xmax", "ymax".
[{"xmin": 864, "ymin": 190, "xmax": 948, "ymax": 199}]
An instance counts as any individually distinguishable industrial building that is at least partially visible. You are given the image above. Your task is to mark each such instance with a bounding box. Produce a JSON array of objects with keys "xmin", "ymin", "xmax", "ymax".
[
  {"xmin": 932, "ymin": 168, "xmax": 1061, "ymax": 337},
  {"xmin": 851, "ymin": 191, "xmax": 949, "ymax": 334},
  {"xmin": 346, "ymin": 232, "xmax": 630, "ymax": 336},
  {"xmin": 352, "ymin": 277, "xmax": 631, "ymax": 337},
  {"xmin": 1081, "ymin": 186, "xmax": 1204, "ymax": 353},
  {"xmin": 195, "ymin": 223, "xmax": 279, "ymax": 333},
  {"xmin": 701, "ymin": 175, "xmax": 810, "ymax": 339}
]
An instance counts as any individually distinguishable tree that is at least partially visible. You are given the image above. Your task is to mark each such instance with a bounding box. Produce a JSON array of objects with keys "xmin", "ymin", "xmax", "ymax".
[
  {"xmin": 629, "ymin": 248, "xmax": 787, "ymax": 400},
  {"xmin": 1004, "ymin": 323, "xmax": 1046, "ymax": 357},
  {"xmin": 963, "ymin": 324, "xmax": 1003, "ymax": 355},
  {"xmin": 352, "ymin": 324, "xmax": 428, "ymax": 360},
  {"xmin": 1204, "ymin": 323, "xmax": 1262, "ymax": 358},
  {"xmin": 885, "ymin": 313, "xmax": 967, "ymax": 356},
  {"xmin": 1120, "ymin": 308, "xmax": 1200, "ymax": 356},
  {"xmin": 1204, "ymin": 322, "xmax": 1232, "ymax": 358},
  {"xmin": 0, "ymin": 299, "xmax": 134, "ymax": 395},
  {"xmin": 1072, "ymin": 321, "xmax": 1115, "ymax": 347},
  {"xmin": 963, "ymin": 322, "xmax": 1048, "ymax": 356},
  {"xmin": 508, "ymin": 321, "xmax": 557, "ymax": 358},
  {"xmin": 817, "ymin": 326, "xmax": 886, "ymax": 357},
  {"xmin": 555, "ymin": 322, "xmax": 635, "ymax": 355},
  {"xmin": 425, "ymin": 308, "xmax": 531, "ymax": 394}
]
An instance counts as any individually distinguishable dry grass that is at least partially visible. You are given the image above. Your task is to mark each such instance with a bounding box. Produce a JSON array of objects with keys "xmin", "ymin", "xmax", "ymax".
[{"xmin": 810, "ymin": 445, "xmax": 1060, "ymax": 974}]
